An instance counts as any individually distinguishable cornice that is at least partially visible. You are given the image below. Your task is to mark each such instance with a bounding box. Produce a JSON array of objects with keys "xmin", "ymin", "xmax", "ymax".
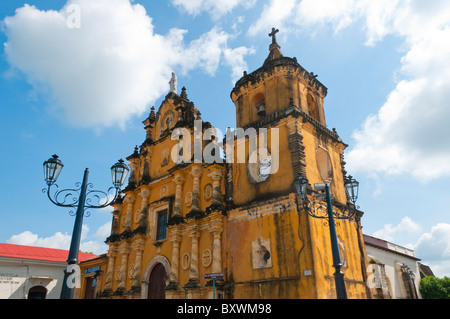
[{"xmin": 231, "ymin": 56, "xmax": 328, "ymax": 99}]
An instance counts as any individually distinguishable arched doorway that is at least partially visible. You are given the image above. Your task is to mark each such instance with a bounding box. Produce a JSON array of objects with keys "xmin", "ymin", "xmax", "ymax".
[
  {"xmin": 147, "ymin": 263, "xmax": 166, "ymax": 299},
  {"xmin": 28, "ymin": 286, "xmax": 47, "ymax": 299},
  {"xmin": 141, "ymin": 255, "xmax": 171, "ymax": 299}
]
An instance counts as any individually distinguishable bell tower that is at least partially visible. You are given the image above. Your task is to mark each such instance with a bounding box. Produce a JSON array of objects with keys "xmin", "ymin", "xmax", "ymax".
[
  {"xmin": 231, "ymin": 28, "xmax": 328, "ymax": 129},
  {"xmin": 229, "ymin": 29, "xmax": 348, "ymax": 207}
]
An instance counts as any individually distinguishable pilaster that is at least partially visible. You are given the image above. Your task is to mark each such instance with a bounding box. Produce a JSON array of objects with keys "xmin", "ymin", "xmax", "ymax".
[
  {"xmin": 124, "ymin": 193, "xmax": 136, "ymax": 232},
  {"xmin": 101, "ymin": 245, "xmax": 118, "ymax": 297},
  {"xmin": 129, "ymin": 237, "xmax": 145, "ymax": 296},
  {"xmin": 115, "ymin": 242, "xmax": 130, "ymax": 295}
]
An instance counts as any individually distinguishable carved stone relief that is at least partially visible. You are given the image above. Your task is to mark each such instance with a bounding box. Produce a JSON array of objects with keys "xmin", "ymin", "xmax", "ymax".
[
  {"xmin": 182, "ymin": 253, "xmax": 191, "ymax": 270},
  {"xmin": 128, "ymin": 264, "xmax": 135, "ymax": 279},
  {"xmin": 185, "ymin": 192, "xmax": 193, "ymax": 207},
  {"xmin": 252, "ymin": 237, "xmax": 272, "ymax": 269},
  {"xmin": 203, "ymin": 184, "xmax": 212, "ymax": 201},
  {"xmin": 134, "ymin": 209, "xmax": 141, "ymax": 224},
  {"xmin": 202, "ymin": 249, "xmax": 212, "ymax": 267},
  {"xmin": 247, "ymin": 150, "xmax": 272, "ymax": 184}
]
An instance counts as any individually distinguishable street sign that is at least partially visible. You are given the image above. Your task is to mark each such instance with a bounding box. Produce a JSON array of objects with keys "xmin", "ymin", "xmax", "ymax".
[
  {"xmin": 204, "ymin": 273, "xmax": 224, "ymax": 299},
  {"xmin": 204, "ymin": 273, "xmax": 224, "ymax": 280}
]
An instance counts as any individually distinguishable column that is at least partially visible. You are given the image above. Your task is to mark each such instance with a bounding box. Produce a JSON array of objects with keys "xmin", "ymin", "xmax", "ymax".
[
  {"xmin": 124, "ymin": 193, "xmax": 136, "ymax": 232},
  {"xmin": 117, "ymin": 243, "xmax": 130, "ymax": 293},
  {"xmin": 103, "ymin": 245, "xmax": 117, "ymax": 294},
  {"xmin": 141, "ymin": 149, "xmax": 152, "ymax": 184},
  {"xmin": 137, "ymin": 186, "xmax": 151, "ymax": 231},
  {"xmin": 130, "ymin": 238, "xmax": 145, "ymax": 294},
  {"xmin": 167, "ymin": 230, "xmax": 182, "ymax": 289},
  {"xmin": 206, "ymin": 213, "xmax": 224, "ymax": 299},
  {"xmin": 127, "ymin": 157, "xmax": 139, "ymax": 188},
  {"xmin": 111, "ymin": 209, "xmax": 120, "ymax": 236},
  {"xmin": 173, "ymin": 172, "xmax": 185, "ymax": 217},
  {"xmin": 208, "ymin": 169, "xmax": 223, "ymax": 210},
  {"xmin": 186, "ymin": 229, "xmax": 200, "ymax": 288},
  {"xmin": 190, "ymin": 165, "xmax": 203, "ymax": 212},
  {"xmin": 211, "ymin": 229, "xmax": 223, "ymax": 274}
]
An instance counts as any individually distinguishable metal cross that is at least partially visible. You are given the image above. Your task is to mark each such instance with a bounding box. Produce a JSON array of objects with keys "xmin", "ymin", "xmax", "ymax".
[{"xmin": 268, "ymin": 28, "xmax": 279, "ymax": 45}]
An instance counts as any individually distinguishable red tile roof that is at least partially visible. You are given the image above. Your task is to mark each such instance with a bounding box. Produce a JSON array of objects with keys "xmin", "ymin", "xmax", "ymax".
[{"xmin": 0, "ymin": 243, "xmax": 98, "ymax": 263}]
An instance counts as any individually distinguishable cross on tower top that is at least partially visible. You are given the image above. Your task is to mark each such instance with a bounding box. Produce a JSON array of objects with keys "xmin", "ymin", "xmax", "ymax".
[{"xmin": 268, "ymin": 28, "xmax": 279, "ymax": 45}]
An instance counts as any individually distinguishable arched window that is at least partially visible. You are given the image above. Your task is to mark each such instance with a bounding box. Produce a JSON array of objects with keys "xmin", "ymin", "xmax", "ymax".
[
  {"xmin": 307, "ymin": 93, "xmax": 319, "ymax": 121},
  {"xmin": 28, "ymin": 286, "xmax": 47, "ymax": 299}
]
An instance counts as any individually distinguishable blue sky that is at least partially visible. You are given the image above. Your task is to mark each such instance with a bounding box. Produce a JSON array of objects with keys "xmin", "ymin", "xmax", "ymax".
[{"xmin": 1, "ymin": 0, "xmax": 450, "ymax": 277}]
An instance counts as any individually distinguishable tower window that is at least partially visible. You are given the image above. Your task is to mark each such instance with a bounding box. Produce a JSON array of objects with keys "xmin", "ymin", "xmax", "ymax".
[{"xmin": 253, "ymin": 93, "xmax": 266, "ymax": 116}]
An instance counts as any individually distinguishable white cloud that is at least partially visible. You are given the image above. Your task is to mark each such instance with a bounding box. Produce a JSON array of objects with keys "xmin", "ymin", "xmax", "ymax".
[
  {"xmin": 171, "ymin": 0, "xmax": 257, "ymax": 19},
  {"xmin": 3, "ymin": 0, "xmax": 253, "ymax": 130},
  {"xmin": 414, "ymin": 223, "xmax": 450, "ymax": 277},
  {"xmin": 8, "ymin": 230, "xmax": 72, "ymax": 250},
  {"xmin": 373, "ymin": 216, "xmax": 422, "ymax": 243},
  {"xmin": 7, "ymin": 223, "xmax": 109, "ymax": 255},
  {"xmin": 95, "ymin": 221, "xmax": 112, "ymax": 240},
  {"xmin": 224, "ymin": 46, "xmax": 256, "ymax": 83},
  {"xmin": 248, "ymin": 0, "xmax": 297, "ymax": 37},
  {"xmin": 248, "ymin": 0, "xmax": 402, "ymax": 40}
]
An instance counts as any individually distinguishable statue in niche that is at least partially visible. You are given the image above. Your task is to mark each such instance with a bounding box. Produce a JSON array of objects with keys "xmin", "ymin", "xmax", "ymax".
[{"xmin": 160, "ymin": 111, "xmax": 175, "ymax": 137}]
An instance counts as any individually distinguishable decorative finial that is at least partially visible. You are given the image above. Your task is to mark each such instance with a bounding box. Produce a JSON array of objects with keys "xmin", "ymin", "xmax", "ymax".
[
  {"xmin": 180, "ymin": 86, "xmax": 188, "ymax": 100},
  {"xmin": 268, "ymin": 27, "xmax": 279, "ymax": 45},
  {"xmin": 149, "ymin": 106, "xmax": 156, "ymax": 122}
]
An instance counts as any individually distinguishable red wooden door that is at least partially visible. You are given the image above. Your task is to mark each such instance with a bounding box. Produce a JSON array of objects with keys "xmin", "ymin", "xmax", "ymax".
[{"xmin": 147, "ymin": 263, "xmax": 166, "ymax": 299}]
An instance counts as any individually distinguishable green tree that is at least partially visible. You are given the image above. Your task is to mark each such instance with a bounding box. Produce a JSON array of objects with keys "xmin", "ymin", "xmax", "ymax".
[{"xmin": 419, "ymin": 276, "xmax": 450, "ymax": 299}]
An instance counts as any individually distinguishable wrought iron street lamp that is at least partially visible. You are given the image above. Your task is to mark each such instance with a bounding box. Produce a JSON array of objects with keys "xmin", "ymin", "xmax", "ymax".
[
  {"xmin": 42, "ymin": 155, "xmax": 129, "ymax": 299},
  {"xmin": 401, "ymin": 263, "xmax": 418, "ymax": 299},
  {"xmin": 293, "ymin": 174, "xmax": 359, "ymax": 299}
]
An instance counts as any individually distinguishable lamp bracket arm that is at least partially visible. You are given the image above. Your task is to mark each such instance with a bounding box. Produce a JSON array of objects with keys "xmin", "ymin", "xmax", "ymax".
[
  {"xmin": 84, "ymin": 186, "xmax": 119, "ymax": 209},
  {"xmin": 42, "ymin": 184, "xmax": 79, "ymax": 208}
]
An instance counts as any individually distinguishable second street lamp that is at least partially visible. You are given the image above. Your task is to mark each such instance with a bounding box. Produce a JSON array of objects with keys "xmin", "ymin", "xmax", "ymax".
[
  {"xmin": 42, "ymin": 155, "xmax": 129, "ymax": 299},
  {"xmin": 293, "ymin": 174, "xmax": 360, "ymax": 299}
]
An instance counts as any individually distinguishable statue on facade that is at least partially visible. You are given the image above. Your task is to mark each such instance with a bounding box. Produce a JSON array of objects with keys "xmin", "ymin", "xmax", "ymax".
[{"xmin": 169, "ymin": 72, "xmax": 177, "ymax": 94}]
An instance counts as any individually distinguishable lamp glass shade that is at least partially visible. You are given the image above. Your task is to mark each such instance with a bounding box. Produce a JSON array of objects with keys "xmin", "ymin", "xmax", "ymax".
[
  {"xmin": 345, "ymin": 176, "xmax": 359, "ymax": 203},
  {"xmin": 43, "ymin": 155, "xmax": 63, "ymax": 186},
  {"xmin": 294, "ymin": 175, "xmax": 309, "ymax": 197},
  {"xmin": 111, "ymin": 159, "xmax": 129, "ymax": 188}
]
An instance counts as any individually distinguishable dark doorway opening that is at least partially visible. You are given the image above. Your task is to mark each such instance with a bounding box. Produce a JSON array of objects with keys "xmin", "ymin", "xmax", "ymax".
[
  {"xmin": 147, "ymin": 263, "xmax": 166, "ymax": 299},
  {"xmin": 28, "ymin": 286, "xmax": 47, "ymax": 299}
]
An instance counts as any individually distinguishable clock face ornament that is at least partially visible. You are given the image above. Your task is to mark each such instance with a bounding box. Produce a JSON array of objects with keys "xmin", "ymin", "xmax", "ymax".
[
  {"xmin": 258, "ymin": 156, "xmax": 272, "ymax": 180},
  {"xmin": 247, "ymin": 149, "xmax": 272, "ymax": 184}
]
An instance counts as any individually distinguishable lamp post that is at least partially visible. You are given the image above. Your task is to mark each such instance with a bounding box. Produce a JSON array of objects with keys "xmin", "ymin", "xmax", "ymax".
[
  {"xmin": 42, "ymin": 155, "xmax": 129, "ymax": 299},
  {"xmin": 293, "ymin": 175, "xmax": 359, "ymax": 299}
]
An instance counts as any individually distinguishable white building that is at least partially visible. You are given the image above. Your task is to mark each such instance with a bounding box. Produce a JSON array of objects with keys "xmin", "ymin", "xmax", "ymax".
[
  {"xmin": 0, "ymin": 243, "xmax": 96, "ymax": 299},
  {"xmin": 364, "ymin": 235, "xmax": 421, "ymax": 299}
]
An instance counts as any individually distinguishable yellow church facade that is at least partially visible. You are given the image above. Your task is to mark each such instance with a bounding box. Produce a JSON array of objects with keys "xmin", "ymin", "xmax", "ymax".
[{"xmin": 78, "ymin": 30, "xmax": 371, "ymax": 299}]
